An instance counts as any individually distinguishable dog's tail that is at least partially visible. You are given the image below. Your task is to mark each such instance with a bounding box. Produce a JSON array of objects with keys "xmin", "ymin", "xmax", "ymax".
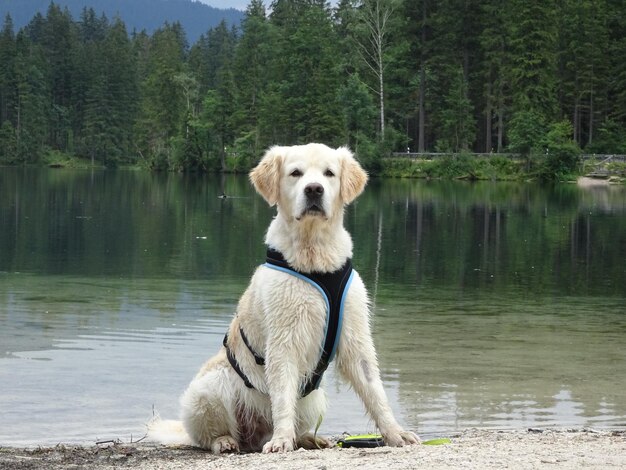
[{"xmin": 147, "ymin": 416, "xmax": 194, "ymax": 446}]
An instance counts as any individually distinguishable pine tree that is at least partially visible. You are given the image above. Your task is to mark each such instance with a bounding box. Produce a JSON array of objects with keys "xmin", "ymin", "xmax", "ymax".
[
  {"xmin": 14, "ymin": 30, "xmax": 48, "ymax": 162},
  {"xmin": 426, "ymin": 0, "xmax": 477, "ymax": 152},
  {"xmin": 508, "ymin": 0, "xmax": 559, "ymax": 121},
  {"xmin": 231, "ymin": 0, "xmax": 272, "ymax": 156},
  {"xmin": 398, "ymin": 0, "xmax": 430, "ymax": 152},
  {"xmin": 103, "ymin": 17, "xmax": 138, "ymax": 163},
  {"xmin": 559, "ymin": 0, "xmax": 609, "ymax": 148},
  {"xmin": 435, "ymin": 63, "xmax": 475, "ymax": 152},
  {"xmin": 189, "ymin": 20, "xmax": 236, "ymax": 94},
  {"xmin": 135, "ymin": 23, "xmax": 188, "ymax": 165},
  {"xmin": 603, "ymin": 0, "xmax": 626, "ymax": 151},
  {"xmin": 40, "ymin": 3, "xmax": 79, "ymax": 152},
  {"xmin": 0, "ymin": 14, "xmax": 17, "ymax": 126},
  {"xmin": 338, "ymin": 73, "xmax": 377, "ymax": 148},
  {"xmin": 478, "ymin": 0, "xmax": 509, "ymax": 152},
  {"xmin": 0, "ymin": 119, "xmax": 17, "ymax": 163},
  {"xmin": 262, "ymin": 0, "xmax": 343, "ymax": 144}
]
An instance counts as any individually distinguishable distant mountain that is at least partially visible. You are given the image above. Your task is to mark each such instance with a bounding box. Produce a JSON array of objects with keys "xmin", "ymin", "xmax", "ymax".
[{"xmin": 0, "ymin": 0, "xmax": 244, "ymax": 43}]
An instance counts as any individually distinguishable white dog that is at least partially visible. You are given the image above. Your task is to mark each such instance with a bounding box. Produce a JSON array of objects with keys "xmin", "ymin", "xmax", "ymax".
[{"xmin": 149, "ymin": 143, "xmax": 419, "ymax": 453}]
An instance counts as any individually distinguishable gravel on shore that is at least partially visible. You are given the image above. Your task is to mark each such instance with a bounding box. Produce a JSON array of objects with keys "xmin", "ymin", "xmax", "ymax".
[{"xmin": 1, "ymin": 429, "xmax": 624, "ymax": 469}]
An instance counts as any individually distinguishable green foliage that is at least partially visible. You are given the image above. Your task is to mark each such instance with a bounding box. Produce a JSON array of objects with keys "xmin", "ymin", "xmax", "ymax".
[
  {"xmin": 585, "ymin": 119, "xmax": 626, "ymax": 154},
  {"xmin": 0, "ymin": 119, "xmax": 17, "ymax": 163},
  {"xmin": 338, "ymin": 74, "xmax": 377, "ymax": 147},
  {"xmin": 381, "ymin": 154, "xmax": 524, "ymax": 180},
  {"xmin": 539, "ymin": 120, "xmax": 582, "ymax": 180},
  {"xmin": 230, "ymin": 131, "xmax": 259, "ymax": 172},
  {"xmin": 508, "ymin": 0, "xmax": 559, "ymax": 121},
  {"xmin": 434, "ymin": 64, "xmax": 475, "ymax": 153},
  {"xmin": 507, "ymin": 110, "xmax": 547, "ymax": 157}
]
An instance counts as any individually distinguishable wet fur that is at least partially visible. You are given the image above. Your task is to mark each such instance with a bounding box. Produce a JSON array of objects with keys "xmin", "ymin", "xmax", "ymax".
[{"xmin": 148, "ymin": 143, "xmax": 419, "ymax": 453}]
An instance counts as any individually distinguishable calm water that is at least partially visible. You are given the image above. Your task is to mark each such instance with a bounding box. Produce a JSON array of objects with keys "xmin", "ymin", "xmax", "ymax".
[{"xmin": 0, "ymin": 168, "xmax": 624, "ymax": 446}]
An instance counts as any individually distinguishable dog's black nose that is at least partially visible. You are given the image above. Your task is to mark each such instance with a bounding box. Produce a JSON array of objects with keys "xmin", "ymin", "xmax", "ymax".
[{"xmin": 305, "ymin": 183, "xmax": 324, "ymax": 197}]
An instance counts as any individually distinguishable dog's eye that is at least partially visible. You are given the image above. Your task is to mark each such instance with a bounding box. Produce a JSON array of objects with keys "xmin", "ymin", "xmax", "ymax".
[
  {"xmin": 290, "ymin": 169, "xmax": 302, "ymax": 177},
  {"xmin": 324, "ymin": 169, "xmax": 335, "ymax": 177}
]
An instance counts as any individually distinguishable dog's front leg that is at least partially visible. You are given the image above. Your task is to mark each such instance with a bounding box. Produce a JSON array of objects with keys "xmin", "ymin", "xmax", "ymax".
[
  {"xmin": 336, "ymin": 325, "xmax": 420, "ymax": 447},
  {"xmin": 262, "ymin": 354, "xmax": 300, "ymax": 452}
]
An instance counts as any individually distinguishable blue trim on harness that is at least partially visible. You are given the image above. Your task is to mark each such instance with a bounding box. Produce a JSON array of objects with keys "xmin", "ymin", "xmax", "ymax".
[{"xmin": 333, "ymin": 270, "xmax": 354, "ymax": 362}]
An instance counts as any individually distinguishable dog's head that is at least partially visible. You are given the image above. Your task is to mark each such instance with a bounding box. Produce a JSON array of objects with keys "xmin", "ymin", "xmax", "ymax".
[{"xmin": 250, "ymin": 143, "xmax": 368, "ymax": 221}]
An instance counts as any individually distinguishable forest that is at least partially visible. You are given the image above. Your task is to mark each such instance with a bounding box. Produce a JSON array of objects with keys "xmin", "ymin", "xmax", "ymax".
[{"xmin": 0, "ymin": 0, "xmax": 625, "ymax": 176}]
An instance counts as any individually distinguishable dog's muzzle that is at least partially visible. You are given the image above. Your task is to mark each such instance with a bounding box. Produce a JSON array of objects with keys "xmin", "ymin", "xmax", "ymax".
[{"xmin": 298, "ymin": 183, "xmax": 326, "ymax": 219}]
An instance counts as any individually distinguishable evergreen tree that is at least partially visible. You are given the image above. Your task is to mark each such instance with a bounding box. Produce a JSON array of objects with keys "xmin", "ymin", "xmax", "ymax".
[
  {"xmin": 398, "ymin": 0, "xmax": 431, "ymax": 152},
  {"xmin": 425, "ymin": 0, "xmax": 478, "ymax": 152},
  {"xmin": 508, "ymin": 0, "xmax": 559, "ymax": 121},
  {"xmin": 189, "ymin": 20, "xmax": 236, "ymax": 94},
  {"xmin": 605, "ymin": 0, "xmax": 626, "ymax": 137},
  {"xmin": 231, "ymin": 0, "xmax": 272, "ymax": 157},
  {"xmin": 478, "ymin": 0, "xmax": 509, "ymax": 152},
  {"xmin": 40, "ymin": 3, "xmax": 79, "ymax": 151},
  {"xmin": 135, "ymin": 23, "xmax": 188, "ymax": 165},
  {"xmin": 14, "ymin": 31, "xmax": 48, "ymax": 162},
  {"xmin": 435, "ymin": 63, "xmax": 475, "ymax": 152},
  {"xmin": 559, "ymin": 0, "xmax": 609, "ymax": 148},
  {"xmin": 337, "ymin": 73, "xmax": 377, "ymax": 149},
  {"xmin": 0, "ymin": 119, "xmax": 17, "ymax": 163},
  {"xmin": 0, "ymin": 14, "xmax": 17, "ymax": 126},
  {"xmin": 102, "ymin": 18, "xmax": 138, "ymax": 163},
  {"xmin": 262, "ymin": 0, "xmax": 343, "ymax": 144}
]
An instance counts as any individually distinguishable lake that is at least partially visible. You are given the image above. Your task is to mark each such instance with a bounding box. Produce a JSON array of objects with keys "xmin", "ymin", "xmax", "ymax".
[{"xmin": 0, "ymin": 168, "xmax": 624, "ymax": 446}]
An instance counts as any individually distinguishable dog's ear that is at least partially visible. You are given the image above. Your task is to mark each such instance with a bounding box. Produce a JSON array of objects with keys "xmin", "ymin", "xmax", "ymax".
[
  {"xmin": 339, "ymin": 147, "xmax": 368, "ymax": 204},
  {"xmin": 250, "ymin": 146, "xmax": 283, "ymax": 206}
]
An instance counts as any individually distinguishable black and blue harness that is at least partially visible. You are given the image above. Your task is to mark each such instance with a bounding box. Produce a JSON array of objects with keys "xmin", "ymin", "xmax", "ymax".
[{"xmin": 223, "ymin": 248, "xmax": 354, "ymax": 397}]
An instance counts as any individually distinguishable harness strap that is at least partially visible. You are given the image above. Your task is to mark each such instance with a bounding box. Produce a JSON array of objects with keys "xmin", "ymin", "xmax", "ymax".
[
  {"xmin": 223, "ymin": 333, "xmax": 255, "ymax": 389},
  {"xmin": 240, "ymin": 327, "xmax": 265, "ymax": 366}
]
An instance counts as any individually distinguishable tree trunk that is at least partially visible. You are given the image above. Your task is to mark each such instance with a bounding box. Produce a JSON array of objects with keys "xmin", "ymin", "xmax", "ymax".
[
  {"xmin": 573, "ymin": 98, "xmax": 579, "ymax": 144},
  {"xmin": 379, "ymin": 44, "xmax": 385, "ymax": 140},
  {"xmin": 418, "ymin": 64, "xmax": 425, "ymax": 152},
  {"xmin": 497, "ymin": 105, "xmax": 503, "ymax": 153},
  {"xmin": 417, "ymin": 0, "xmax": 427, "ymax": 153},
  {"xmin": 587, "ymin": 79, "xmax": 593, "ymax": 145},
  {"xmin": 485, "ymin": 82, "xmax": 492, "ymax": 152}
]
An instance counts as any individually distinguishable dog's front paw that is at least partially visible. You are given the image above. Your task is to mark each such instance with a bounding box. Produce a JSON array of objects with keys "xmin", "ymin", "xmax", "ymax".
[
  {"xmin": 383, "ymin": 430, "xmax": 420, "ymax": 447},
  {"xmin": 262, "ymin": 435, "xmax": 296, "ymax": 453}
]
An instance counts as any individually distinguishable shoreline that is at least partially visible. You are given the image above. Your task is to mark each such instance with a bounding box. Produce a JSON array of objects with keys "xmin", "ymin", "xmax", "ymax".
[{"xmin": 1, "ymin": 429, "xmax": 624, "ymax": 469}]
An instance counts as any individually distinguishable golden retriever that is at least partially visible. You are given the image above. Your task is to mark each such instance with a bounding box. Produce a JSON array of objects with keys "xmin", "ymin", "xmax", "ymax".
[{"xmin": 149, "ymin": 143, "xmax": 419, "ymax": 453}]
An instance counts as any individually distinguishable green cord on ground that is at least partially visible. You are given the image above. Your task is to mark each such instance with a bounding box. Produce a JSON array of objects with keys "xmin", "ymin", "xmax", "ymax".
[{"xmin": 422, "ymin": 438, "xmax": 452, "ymax": 445}]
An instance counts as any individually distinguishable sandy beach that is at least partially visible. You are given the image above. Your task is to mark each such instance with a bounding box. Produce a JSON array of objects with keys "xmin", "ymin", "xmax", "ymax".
[{"xmin": 1, "ymin": 429, "xmax": 624, "ymax": 469}]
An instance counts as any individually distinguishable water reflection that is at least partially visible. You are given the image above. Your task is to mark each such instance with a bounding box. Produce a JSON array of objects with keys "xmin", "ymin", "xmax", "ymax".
[
  {"xmin": 351, "ymin": 180, "xmax": 626, "ymax": 297},
  {"xmin": 373, "ymin": 284, "xmax": 625, "ymax": 432},
  {"xmin": 0, "ymin": 169, "xmax": 624, "ymax": 445}
]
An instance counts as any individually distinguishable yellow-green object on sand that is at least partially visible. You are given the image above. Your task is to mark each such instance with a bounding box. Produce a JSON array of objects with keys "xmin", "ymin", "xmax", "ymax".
[{"xmin": 422, "ymin": 438, "xmax": 452, "ymax": 445}]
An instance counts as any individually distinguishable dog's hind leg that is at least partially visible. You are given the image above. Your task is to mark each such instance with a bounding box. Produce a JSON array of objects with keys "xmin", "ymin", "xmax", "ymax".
[
  {"xmin": 296, "ymin": 433, "xmax": 331, "ymax": 449},
  {"xmin": 212, "ymin": 435, "xmax": 240, "ymax": 454},
  {"xmin": 294, "ymin": 388, "xmax": 329, "ymax": 449},
  {"xmin": 180, "ymin": 368, "xmax": 240, "ymax": 453}
]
